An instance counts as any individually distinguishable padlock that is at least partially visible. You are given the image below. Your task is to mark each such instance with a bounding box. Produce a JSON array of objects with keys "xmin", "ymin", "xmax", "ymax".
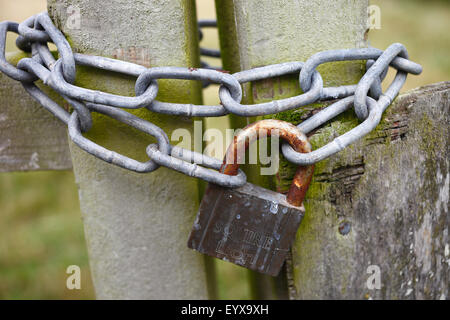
[{"xmin": 188, "ymin": 119, "xmax": 314, "ymax": 276}]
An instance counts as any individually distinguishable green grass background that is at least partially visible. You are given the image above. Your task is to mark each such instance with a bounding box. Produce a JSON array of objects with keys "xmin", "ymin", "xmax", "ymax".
[{"xmin": 0, "ymin": 0, "xmax": 449, "ymax": 299}]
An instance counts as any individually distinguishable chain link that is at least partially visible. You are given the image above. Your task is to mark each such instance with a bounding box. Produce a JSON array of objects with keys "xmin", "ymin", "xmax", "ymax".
[
  {"xmin": 219, "ymin": 62, "xmax": 324, "ymax": 116},
  {"xmin": 0, "ymin": 12, "xmax": 423, "ymax": 187},
  {"xmin": 135, "ymin": 66, "xmax": 242, "ymax": 117}
]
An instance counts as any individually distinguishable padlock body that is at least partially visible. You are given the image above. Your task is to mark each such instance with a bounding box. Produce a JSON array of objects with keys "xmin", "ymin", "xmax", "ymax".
[{"xmin": 187, "ymin": 182, "xmax": 305, "ymax": 276}]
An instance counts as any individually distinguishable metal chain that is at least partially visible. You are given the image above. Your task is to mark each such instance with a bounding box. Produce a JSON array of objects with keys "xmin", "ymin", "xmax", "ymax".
[{"xmin": 0, "ymin": 12, "xmax": 422, "ymax": 187}]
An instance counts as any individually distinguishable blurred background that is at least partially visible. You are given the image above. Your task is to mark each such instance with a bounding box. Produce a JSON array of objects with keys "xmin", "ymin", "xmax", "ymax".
[{"xmin": 0, "ymin": 0, "xmax": 448, "ymax": 299}]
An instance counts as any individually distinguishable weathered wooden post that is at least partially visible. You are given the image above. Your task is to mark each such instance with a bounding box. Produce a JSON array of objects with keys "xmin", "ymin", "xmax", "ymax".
[
  {"xmin": 43, "ymin": 0, "xmax": 209, "ymax": 299},
  {"xmin": 216, "ymin": 0, "xmax": 448, "ymax": 299},
  {"xmin": 0, "ymin": 63, "xmax": 72, "ymax": 172}
]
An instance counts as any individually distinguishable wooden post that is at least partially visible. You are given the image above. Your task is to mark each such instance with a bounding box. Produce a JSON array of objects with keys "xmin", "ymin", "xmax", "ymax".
[
  {"xmin": 216, "ymin": 0, "xmax": 448, "ymax": 299},
  {"xmin": 46, "ymin": 0, "xmax": 209, "ymax": 299},
  {"xmin": 0, "ymin": 63, "xmax": 72, "ymax": 172},
  {"xmin": 286, "ymin": 81, "xmax": 448, "ymax": 300},
  {"xmin": 216, "ymin": 0, "xmax": 368, "ymax": 299}
]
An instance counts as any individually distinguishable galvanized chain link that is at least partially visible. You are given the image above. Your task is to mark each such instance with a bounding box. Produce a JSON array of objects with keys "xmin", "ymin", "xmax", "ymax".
[{"xmin": 0, "ymin": 12, "xmax": 422, "ymax": 187}]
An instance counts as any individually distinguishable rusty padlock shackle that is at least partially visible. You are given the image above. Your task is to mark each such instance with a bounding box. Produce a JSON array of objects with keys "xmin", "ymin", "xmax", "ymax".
[{"xmin": 220, "ymin": 119, "xmax": 314, "ymax": 207}]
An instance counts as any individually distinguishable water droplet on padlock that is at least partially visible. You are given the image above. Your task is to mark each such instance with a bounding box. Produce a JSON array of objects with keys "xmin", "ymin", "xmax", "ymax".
[
  {"xmin": 236, "ymin": 214, "xmax": 241, "ymax": 220},
  {"xmin": 270, "ymin": 201, "xmax": 279, "ymax": 214},
  {"xmin": 274, "ymin": 233, "xmax": 281, "ymax": 241},
  {"xmin": 282, "ymin": 207, "xmax": 288, "ymax": 214},
  {"xmin": 244, "ymin": 201, "xmax": 251, "ymax": 207}
]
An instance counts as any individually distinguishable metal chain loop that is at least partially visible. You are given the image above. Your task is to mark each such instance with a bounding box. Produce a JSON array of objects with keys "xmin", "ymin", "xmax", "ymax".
[
  {"xmin": 34, "ymin": 13, "xmax": 76, "ymax": 84},
  {"xmin": 49, "ymin": 59, "xmax": 159, "ymax": 109},
  {"xmin": 281, "ymin": 45, "xmax": 420, "ymax": 164},
  {"xmin": 219, "ymin": 62, "xmax": 323, "ymax": 116},
  {"xmin": 281, "ymin": 96, "xmax": 380, "ymax": 165},
  {"xmin": 17, "ymin": 15, "xmax": 50, "ymax": 46},
  {"xmin": 69, "ymin": 103, "xmax": 170, "ymax": 173},
  {"xmin": 135, "ymin": 66, "xmax": 242, "ymax": 117},
  {"xmin": 32, "ymin": 41, "xmax": 93, "ymax": 132},
  {"xmin": 198, "ymin": 19, "xmax": 221, "ymax": 71},
  {"xmin": 198, "ymin": 20, "xmax": 221, "ymax": 59},
  {"xmin": 0, "ymin": 22, "xmax": 37, "ymax": 82},
  {"xmin": 300, "ymin": 47, "xmax": 422, "ymax": 107},
  {"xmin": 354, "ymin": 43, "xmax": 413, "ymax": 120},
  {"xmin": 0, "ymin": 13, "xmax": 423, "ymax": 188},
  {"xmin": 146, "ymin": 144, "xmax": 247, "ymax": 188},
  {"xmin": 366, "ymin": 59, "xmax": 388, "ymax": 100}
]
